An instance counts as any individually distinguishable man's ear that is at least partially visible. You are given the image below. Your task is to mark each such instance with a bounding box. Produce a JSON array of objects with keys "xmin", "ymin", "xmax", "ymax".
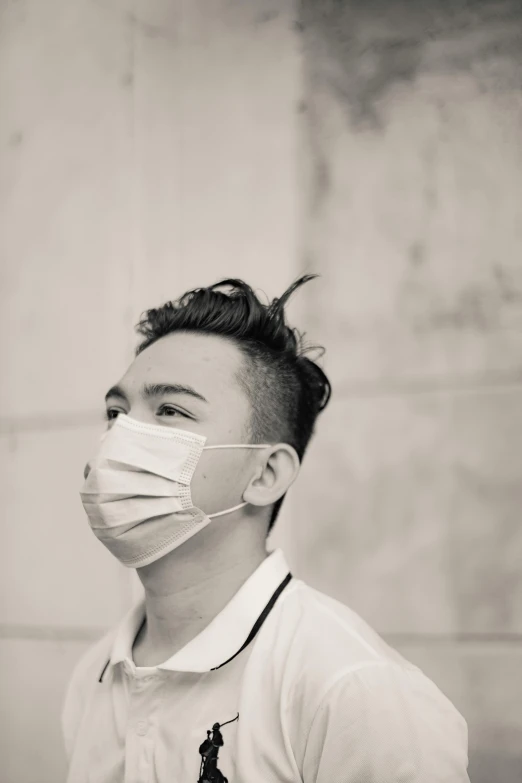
[{"xmin": 243, "ymin": 444, "xmax": 300, "ymax": 507}]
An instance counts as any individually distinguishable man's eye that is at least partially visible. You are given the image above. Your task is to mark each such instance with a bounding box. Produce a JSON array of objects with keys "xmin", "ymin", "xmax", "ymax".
[
  {"xmin": 158, "ymin": 405, "xmax": 186, "ymax": 418},
  {"xmin": 103, "ymin": 406, "xmax": 187, "ymax": 422},
  {"xmin": 105, "ymin": 409, "xmax": 123, "ymax": 421}
]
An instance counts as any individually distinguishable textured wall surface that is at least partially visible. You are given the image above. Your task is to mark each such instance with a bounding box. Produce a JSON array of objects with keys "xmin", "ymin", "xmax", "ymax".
[
  {"xmin": 1, "ymin": 1, "xmax": 521, "ymax": 781},
  {"xmin": 0, "ymin": 1, "xmax": 300, "ymax": 780},
  {"xmin": 286, "ymin": 2, "xmax": 522, "ymax": 782}
]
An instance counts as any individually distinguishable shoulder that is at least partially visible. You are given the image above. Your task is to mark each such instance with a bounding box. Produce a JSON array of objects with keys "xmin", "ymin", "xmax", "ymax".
[
  {"xmin": 261, "ymin": 578, "xmax": 423, "ymax": 726},
  {"xmin": 268, "ymin": 581, "xmax": 469, "ymax": 779},
  {"xmin": 274, "ymin": 579, "xmax": 416, "ymax": 678},
  {"xmin": 277, "ymin": 580, "xmax": 462, "ymax": 710}
]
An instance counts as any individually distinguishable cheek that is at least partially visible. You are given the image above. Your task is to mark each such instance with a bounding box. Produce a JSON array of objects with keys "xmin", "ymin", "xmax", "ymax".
[{"xmin": 189, "ymin": 453, "xmax": 247, "ymax": 512}]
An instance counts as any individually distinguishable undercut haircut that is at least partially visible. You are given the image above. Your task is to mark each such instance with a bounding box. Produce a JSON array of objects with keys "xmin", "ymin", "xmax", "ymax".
[{"xmin": 135, "ymin": 275, "xmax": 331, "ymax": 532}]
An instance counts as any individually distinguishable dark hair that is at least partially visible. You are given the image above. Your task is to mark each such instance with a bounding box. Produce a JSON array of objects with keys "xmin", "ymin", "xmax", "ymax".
[{"xmin": 135, "ymin": 275, "xmax": 331, "ymax": 532}]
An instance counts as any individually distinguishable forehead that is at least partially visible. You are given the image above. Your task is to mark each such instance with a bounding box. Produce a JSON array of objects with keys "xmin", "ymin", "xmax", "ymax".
[{"xmin": 122, "ymin": 331, "xmax": 246, "ymax": 402}]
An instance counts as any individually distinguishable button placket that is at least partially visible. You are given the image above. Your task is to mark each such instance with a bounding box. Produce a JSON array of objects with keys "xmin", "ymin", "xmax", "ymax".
[
  {"xmin": 136, "ymin": 720, "xmax": 148, "ymax": 737},
  {"xmin": 124, "ymin": 666, "xmax": 158, "ymax": 781},
  {"xmin": 132, "ymin": 673, "xmax": 153, "ymax": 737}
]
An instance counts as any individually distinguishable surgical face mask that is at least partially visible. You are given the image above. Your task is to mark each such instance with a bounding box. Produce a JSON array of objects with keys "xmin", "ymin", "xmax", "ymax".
[{"xmin": 80, "ymin": 414, "xmax": 270, "ymax": 569}]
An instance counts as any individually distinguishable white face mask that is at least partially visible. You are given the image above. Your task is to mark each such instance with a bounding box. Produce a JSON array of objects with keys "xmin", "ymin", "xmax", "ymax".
[{"xmin": 80, "ymin": 414, "xmax": 270, "ymax": 569}]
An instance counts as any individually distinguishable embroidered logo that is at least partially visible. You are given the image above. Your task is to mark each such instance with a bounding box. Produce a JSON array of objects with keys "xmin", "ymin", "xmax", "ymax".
[{"xmin": 197, "ymin": 713, "xmax": 239, "ymax": 783}]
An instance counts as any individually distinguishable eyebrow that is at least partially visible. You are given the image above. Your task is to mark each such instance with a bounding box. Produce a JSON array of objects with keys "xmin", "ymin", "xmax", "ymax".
[{"xmin": 104, "ymin": 383, "xmax": 209, "ymax": 405}]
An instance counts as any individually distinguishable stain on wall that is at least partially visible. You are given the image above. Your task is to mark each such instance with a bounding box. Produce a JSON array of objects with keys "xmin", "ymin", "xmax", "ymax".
[
  {"xmin": 297, "ymin": 0, "xmax": 522, "ymax": 387},
  {"xmin": 301, "ymin": 0, "xmax": 522, "ymax": 130},
  {"xmin": 294, "ymin": 2, "xmax": 522, "ymax": 781}
]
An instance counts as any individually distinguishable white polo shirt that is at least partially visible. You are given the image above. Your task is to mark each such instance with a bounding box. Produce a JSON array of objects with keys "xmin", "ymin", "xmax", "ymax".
[{"xmin": 62, "ymin": 549, "xmax": 469, "ymax": 782}]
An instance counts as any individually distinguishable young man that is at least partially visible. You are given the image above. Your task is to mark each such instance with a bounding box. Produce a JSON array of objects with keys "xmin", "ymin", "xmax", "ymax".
[{"xmin": 63, "ymin": 276, "xmax": 470, "ymax": 782}]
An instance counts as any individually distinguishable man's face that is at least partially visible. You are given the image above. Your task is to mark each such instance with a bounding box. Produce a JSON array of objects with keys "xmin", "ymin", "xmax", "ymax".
[{"xmin": 102, "ymin": 331, "xmax": 262, "ymax": 516}]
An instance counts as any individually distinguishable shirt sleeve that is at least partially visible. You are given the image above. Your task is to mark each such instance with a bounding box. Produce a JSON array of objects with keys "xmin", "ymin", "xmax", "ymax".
[{"xmin": 302, "ymin": 661, "xmax": 470, "ymax": 783}]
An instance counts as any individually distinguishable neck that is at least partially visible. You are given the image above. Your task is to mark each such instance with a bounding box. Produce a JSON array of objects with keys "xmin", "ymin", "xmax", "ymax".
[{"xmin": 132, "ymin": 518, "xmax": 269, "ymax": 667}]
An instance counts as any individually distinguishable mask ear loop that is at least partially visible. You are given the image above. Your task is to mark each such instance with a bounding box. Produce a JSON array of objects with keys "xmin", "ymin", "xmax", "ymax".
[
  {"xmin": 203, "ymin": 444, "xmax": 271, "ymax": 519},
  {"xmin": 202, "ymin": 444, "xmax": 271, "ymax": 450},
  {"xmin": 208, "ymin": 501, "xmax": 248, "ymax": 519}
]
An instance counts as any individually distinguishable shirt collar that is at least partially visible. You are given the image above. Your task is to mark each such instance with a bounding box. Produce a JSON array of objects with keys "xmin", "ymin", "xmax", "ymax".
[{"xmin": 109, "ymin": 548, "xmax": 291, "ymax": 674}]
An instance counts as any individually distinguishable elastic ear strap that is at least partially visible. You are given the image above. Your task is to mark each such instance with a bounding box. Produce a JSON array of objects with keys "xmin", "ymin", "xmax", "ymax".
[
  {"xmin": 203, "ymin": 444, "xmax": 270, "ymax": 450},
  {"xmin": 207, "ymin": 501, "xmax": 248, "ymax": 519}
]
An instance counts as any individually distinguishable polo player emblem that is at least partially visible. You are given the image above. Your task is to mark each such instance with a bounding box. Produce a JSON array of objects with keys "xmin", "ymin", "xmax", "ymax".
[{"xmin": 197, "ymin": 713, "xmax": 239, "ymax": 783}]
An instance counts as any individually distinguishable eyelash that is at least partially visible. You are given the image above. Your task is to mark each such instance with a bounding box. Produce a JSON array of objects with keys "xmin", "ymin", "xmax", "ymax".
[{"xmin": 104, "ymin": 405, "xmax": 187, "ymax": 421}]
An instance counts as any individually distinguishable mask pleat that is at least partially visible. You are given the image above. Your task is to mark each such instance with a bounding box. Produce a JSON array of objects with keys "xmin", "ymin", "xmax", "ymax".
[{"xmin": 79, "ymin": 414, "xmax": 258, "ymax": 569}]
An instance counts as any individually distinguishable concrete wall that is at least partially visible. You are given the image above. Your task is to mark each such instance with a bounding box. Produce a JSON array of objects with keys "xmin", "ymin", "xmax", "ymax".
[
  {"xmin": 286, "ymin": 3, "xmax": 522, "ymax": 782},
  {"xmin": 0, "ymin": 2, "xmax": 300, "ymax": 781},
  {"xmin": 1, "ymin": 1, "xmax": 521, "ymax": 782}
]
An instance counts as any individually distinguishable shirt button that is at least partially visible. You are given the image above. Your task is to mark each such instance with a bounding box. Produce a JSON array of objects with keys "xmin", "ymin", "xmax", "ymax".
[{"xmin": 136, "ymin": 721, "xmax": 148, "ymax": 736}]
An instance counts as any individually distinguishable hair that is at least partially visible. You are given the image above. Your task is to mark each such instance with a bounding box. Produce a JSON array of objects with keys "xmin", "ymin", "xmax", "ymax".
[{"xmin": 135, "ymin": 275, "xmax": 331, "ymax": 533}]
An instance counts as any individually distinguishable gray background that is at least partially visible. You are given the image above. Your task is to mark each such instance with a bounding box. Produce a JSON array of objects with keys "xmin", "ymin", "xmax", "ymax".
[{"xmin": 1, "ymin": 1, "xmax": 521, "ymax": 781}]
